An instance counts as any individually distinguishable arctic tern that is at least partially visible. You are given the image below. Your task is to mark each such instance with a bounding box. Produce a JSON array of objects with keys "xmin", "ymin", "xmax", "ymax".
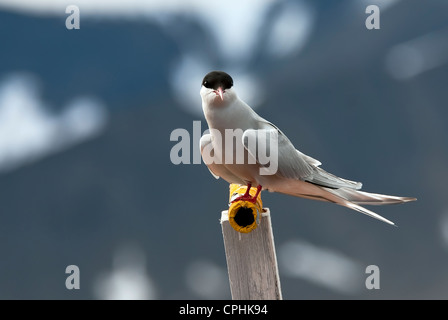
[{"xmin": 199, "ymin": 71, "xmax": 416, "ymax": 225}]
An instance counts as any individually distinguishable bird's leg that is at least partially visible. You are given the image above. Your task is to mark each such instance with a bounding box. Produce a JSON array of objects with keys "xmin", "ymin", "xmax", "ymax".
[
  {"xmin": 231, "ymin": 183, "xmax": 252, "ymax": 203},
  {"xmin": 231, "ymin": 184, "xmax": 262, "ymax": 204},
  {"xmin": 251, "ymin": 185, "xmax": 262, "ymax": 203}
]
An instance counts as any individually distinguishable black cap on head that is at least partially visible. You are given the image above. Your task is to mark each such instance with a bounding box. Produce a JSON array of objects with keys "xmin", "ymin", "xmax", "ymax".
[{"xmin": 202, "ymin": 71, "xmax": 233, "ymax": 90}]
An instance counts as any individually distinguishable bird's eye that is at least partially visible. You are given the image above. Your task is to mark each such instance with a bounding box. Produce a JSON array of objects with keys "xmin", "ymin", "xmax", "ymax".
[{"xmin": 203, "ymin": 81, "xmax": 207, "ymax": 86}]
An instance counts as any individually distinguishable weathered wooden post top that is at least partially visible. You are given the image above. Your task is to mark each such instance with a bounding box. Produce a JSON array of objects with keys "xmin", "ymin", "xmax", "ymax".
[{"xmin": 221, "ymin": 184, "xmax": 282, "ymax": 300}]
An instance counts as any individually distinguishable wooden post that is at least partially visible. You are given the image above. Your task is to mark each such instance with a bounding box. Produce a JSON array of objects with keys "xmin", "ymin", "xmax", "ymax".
[{"xmin": 221, "ymin": 208, "xmax": 282, "ymax": 300}]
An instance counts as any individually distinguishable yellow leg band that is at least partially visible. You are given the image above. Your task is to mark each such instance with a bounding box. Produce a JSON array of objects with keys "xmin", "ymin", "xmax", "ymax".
[{"xmin": 228, "ymin": 184, "xmax": 263, "ymax": 233}]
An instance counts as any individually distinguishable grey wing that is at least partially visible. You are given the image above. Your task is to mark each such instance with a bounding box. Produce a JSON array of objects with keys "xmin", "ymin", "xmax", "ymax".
[
  {"xmin": 306, "ymin": 167, "xmax": 362, "ymax": 190},
  {"xmin": 242, "ymin": 127, "xmax": 315, "ymax": 179},
  {"xmin": 244, "ymin": 119, "xmax": 362, "ymax": 190}
]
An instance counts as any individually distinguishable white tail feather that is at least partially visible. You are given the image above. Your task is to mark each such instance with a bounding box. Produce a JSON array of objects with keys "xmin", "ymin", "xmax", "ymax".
[
  {"xmin": 343, "ymin": 201, "xmax": 396, "ymax": 225},
  {"xmin": 325, "ymin": 187, "xmax": 417, "ymax": 205}
]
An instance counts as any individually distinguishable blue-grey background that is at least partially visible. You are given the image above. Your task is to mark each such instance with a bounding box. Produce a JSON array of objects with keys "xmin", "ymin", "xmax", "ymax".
[{"xmin": 0, "ymin": 0, "xmax": 447, "ymax": 299}]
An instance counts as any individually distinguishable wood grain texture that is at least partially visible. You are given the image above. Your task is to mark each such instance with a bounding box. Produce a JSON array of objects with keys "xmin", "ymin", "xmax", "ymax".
[{"xmin": 221, "ymin": 208, "xmax": 282, "ymax": 300}]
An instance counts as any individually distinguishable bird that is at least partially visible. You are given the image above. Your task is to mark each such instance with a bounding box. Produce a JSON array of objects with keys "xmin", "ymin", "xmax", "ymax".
[{"xmin": 199, "ymin": 70, "xmax": 416, "ymax": 225}]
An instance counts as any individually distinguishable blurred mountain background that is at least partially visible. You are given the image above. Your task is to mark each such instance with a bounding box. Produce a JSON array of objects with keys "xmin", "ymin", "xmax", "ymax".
[{"xmin": 0, "ymin": 0, "xmax": 447, "ymax": 299}]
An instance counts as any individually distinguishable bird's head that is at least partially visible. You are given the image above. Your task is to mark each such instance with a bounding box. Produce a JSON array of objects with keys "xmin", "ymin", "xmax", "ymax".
[{"xmin": 200, "ymin": 71, "xmax": 236, "ymax": 106}]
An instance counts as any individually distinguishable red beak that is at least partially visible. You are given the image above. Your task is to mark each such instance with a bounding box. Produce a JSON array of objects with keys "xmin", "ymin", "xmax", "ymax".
[{"xmin": 214, "ymin": 87, "xmax": 224, "ymax": 100}]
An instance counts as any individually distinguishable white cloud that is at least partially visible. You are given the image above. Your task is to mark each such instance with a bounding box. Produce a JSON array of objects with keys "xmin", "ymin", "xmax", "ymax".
[
  {"xmin": 0, "ymin": 73, "xmax": 107, "ymax": 172},
  {"xmin": 171, "ymin": 53, "xmax": 211, "ymax": 115},
  {"xmin": 185, "ymin": 259, "xmax": 229, "ymax": 299},
  {"xmin": 94, "ymin": 244, "xmax": 157, "ymax": 300},
  {"xmin": 385, "ymin": 29, "xmax": 448, "ymax": 80},
  {"xmin": 0, "ymin": 0, "xmax": 274, "ymax": 62},
  {"xmin": 266, "ymin": 0, "xmax": 315, "ymax": 58},
  {"xmin": 192, "ymin": 0, "xmax": 274, "ymax": 63},
  {"xmin": 279, "ymin": 239, "xmax": 364, "ymax": 295}
]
